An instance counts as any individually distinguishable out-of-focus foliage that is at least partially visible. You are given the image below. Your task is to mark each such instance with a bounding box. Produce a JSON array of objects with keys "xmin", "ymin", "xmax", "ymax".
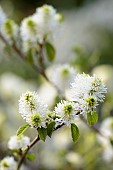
[{"xmin": 0, "ymin": 0, "xmax": 113, "ymax": 169}]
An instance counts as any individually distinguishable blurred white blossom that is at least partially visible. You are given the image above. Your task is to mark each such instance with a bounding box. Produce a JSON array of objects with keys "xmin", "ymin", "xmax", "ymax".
[
  {"xmin": 65, "ymin": 151, "xmax": 84, "ymax": 168},
  {"xmin": 1, "ymin": 19, "xmax": 19, "ymax": 44},
  {"xmin": 8, "ymin": 135, "xmax": 30, "ymax": 150},
  {"xmin": 20, "ymin": 16, "xmax": 40, "ymax": 53},
  {"xmin": 0, "ymin": 6, "xmax": 7, "ymax": 29},
  {"xmin": 97, "ymin": 117, "xmax": 113, "ymax": 162},
  {"xmin": 98, "ymin": 117, "xmax": 113, "ymax": 146},
  {"xmin": 102, "ymin": 145, "xmax": 113, "ymax": 163},
  {"xmin": 0, "ymin": 156, "xmax": 17, "ymax": 170},
  {"xmin": 32, "ymin": 5, "xmax": 63, "ymax": 42},
  {"xmin": 38, "ymin": 82, "xmax": 57, "ymax": 107},
  {"xmin": 20, "ymin": 4, "xmax": 63, "ymax": 53},
  {"xmin": 47, "ymin": 64, "xmax": 76, "ymax": 94}
]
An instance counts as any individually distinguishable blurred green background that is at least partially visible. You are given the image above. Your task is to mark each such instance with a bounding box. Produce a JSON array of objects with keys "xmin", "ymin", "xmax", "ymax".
[{"xmin": 0, "ymin": 0, "xmax": 113, "ymax": 169}]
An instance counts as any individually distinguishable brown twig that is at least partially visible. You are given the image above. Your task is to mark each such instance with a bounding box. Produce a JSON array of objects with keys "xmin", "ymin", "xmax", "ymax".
[
  {"xmin": 16, "ymin": 135, "xmax": 40, "ymax": 170},
  {"xmin": 16, "ymin": 123, "xmax": 64, "ymax": 170},
  {"xmin": 0, "ymin": 33, "xmax": 49, "ymax": 81},
  {"xmin": 0, "ymin": 33, "xmax": 62, "ymax": 94}
]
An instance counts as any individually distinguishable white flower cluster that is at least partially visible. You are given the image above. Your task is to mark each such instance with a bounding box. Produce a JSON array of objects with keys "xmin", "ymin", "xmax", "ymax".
[
  {"xmin": 8, "ymin": 135, "xmax": 30, "ymax": 150},
  {"xmin": 54, "ymin": 73, "xmax": 107, "ymax": 126},
  {"xmin": 0, "ymin": 156, "xmax": 17, "ymax": 170},
  {"xmin": 47, "ymin": 64, "xmax": 76, "ymax": 94},
  {"xmin": 0, "ymin": 134, "xmax": 30, "ymax": 169},
  {"xmin": 20, "ymin": 4, "xmax": 63, "ymax": 52},
  {"xmin": 69, "ymin": 73, "xmax": 107, "ymax": 115},
  {"xmin": 1, "ymin": 19, "xmax": 19, "ymax": 44},
  {"xmin": 18, "ymin": 73, "xmax": 107, "ymax": 127},
  {"xmin": 19, "ymin": 91, "xmax": 48, "ymax": 128},
  {"xmin": 0, "ymin": 6, "xmax": 18, "ymax": 44},
  {"xmin": 0, "ymin": 4, "xmax": 62, "ymax": 52},
  {"xmin": 54, "ymin": 100, "xmax": 80, "ymax": 126}
]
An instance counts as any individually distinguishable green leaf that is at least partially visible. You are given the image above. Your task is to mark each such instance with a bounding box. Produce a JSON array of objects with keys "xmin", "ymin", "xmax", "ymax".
[
  {"xmin": 110, "ymin": 139, "xmax": 113, "ymax": 146},
  {"xmin": 87, "ymin": 112, "xmax": 98, "ymax": 126},
  {"xmin": 45, "ymin": 42, "xmax": 55, "ymax": 62},
  {"xmin": 27, "ymin": 49, "xmax": 34, "ymax": 64},
  {"xmin": 16, "ymin": 124, "xmax": 30, "ymax": 136},
  {"xmin": 37, "ymin": 127, "xmax": 47, "ymax": 141},
  {"xmin": 71, "ymin": 123, "xmax": 80, "ymax": 143},
  {"xmin": 47, "ymin": 122, "xmax": 55, "ymax": 137},
  {"xmin": 26, "ymin": 153, "xmax": 35, "ymax": 161}
]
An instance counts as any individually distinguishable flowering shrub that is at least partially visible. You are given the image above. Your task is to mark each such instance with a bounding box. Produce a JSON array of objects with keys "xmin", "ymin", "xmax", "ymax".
[{"xmin": 0, "ymin": 4, "xmax": 108, "ymax": 170}]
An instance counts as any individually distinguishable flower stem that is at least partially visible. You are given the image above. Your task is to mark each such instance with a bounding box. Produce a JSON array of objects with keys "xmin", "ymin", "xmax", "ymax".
[
  {"xmin": 16, "ymin": 135, "xmax": 40, "ymax": 170},
  {"xmin": 16, "ymin": 123, "xmax": 64, "ymax": 170}
]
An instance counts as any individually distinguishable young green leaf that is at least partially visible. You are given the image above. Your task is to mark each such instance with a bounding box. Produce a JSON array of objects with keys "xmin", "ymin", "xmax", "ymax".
[
  {"xmin": 71, "ymin": 123, "xmax": 80, "ymax": 143},
  {"xmin": 27, "ymin": 49, "xmax": 34, "ymax": 64},
  {"xmin": 87, "ymin": 112, "xmax": 98, "ymax": 126},
  {"xmin": 37, "ymin": 127, "xmax": 47, "ymax": 141},
  {"xmin": 47, "ymin": 121, "xmax": 55, "ymax": 137},
  {"xmin": 26, "ymin": 153, "xmax": 35, "ymax": 161},
  {"xmin": 16, "ymin": 124, "xmax": 30, "ymax": 136},
  {"xmin": 45, "ymin": 42, "xmax": 55, "ymax": 62},
  {"xmin": 110, "ymin": 139, "xmax": 113, "ymax": 146}
]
